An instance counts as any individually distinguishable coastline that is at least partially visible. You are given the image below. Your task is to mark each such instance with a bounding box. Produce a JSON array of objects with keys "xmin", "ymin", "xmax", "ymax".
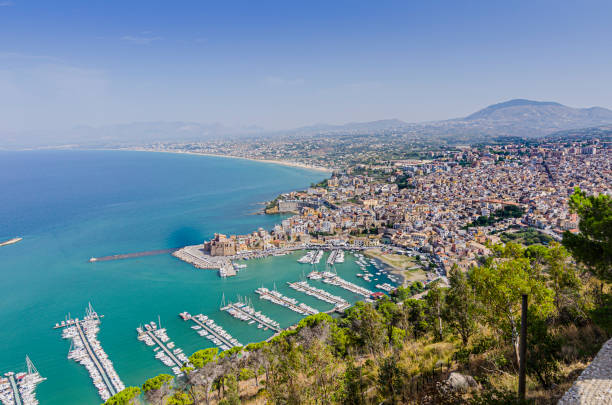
[
  {"xmin": 117, "ymin": 147, "xmax": 333, "ymax": 173},
  {"xmin": 363, "ymin": 249, "xmax": 427, "ymax": 288}
]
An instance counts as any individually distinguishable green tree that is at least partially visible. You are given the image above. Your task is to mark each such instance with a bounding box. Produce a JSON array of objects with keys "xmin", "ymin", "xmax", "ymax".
[
  {"xmin": 142, "ymin": 374, "xmax": 173, "ymax": 405},
  {"xmin": 469, "ymin": 256, "xmax": 554, "ymax": 365},
  {"xmin": 341, "ymin": 302, "xmax": 387, "ymax": 354},
  {"xmin": 104, "ymin": 387, "xmax": 141, "ymax": 405},
  {"xmin": 563, "ymin": 187, "xmax": 612, "ymax": 281},
  {"xmin": 218, "ymin": 374, "xmax": 241, "ymax": 405},
  {"xmin": 425, "ymin": 281, "xmax": 446, "ymax": 341},
  {"xmin": 403, "ymin": 299, "xmax": 429, "ymax": 339},
  {"xmin": 444, "ymin": 265, "xmax": 478, "ymax": 346},
  {"xmin": 188, "ymin": 348, "xmax": 218, "ymax": 368},
  {"xmin": 342, "ymin": 361, "xmax": 368, "ymax": 405},
  {"xmin": 377, "ymin": 354, "xmax": 405, "ymax": 404},
  {"xmin": 166, "ymin": 392, "xmax": 193, "ymax": 405}
]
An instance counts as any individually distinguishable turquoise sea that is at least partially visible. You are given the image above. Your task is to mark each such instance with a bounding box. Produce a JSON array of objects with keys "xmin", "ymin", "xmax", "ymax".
[{"xmin": 0, "ymin": 150, "xmax": 395, "ymax": 404}]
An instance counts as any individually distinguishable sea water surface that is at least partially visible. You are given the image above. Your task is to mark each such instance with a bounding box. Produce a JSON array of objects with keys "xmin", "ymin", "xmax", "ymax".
[{"xmin": 0, "ymin": 150, "xmax": 394, "ymax": 405}]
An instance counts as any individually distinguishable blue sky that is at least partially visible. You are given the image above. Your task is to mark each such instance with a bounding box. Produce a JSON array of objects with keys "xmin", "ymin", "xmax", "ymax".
[{"xmin": 1, "ymin": 0, "xmax": 611, "ymax": 132}]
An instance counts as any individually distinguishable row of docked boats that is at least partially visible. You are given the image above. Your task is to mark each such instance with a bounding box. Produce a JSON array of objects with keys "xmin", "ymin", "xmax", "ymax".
[
  {"xmin": 326, "ymin": 250, "xmax": 345, "ymax": 265},
  {"xmin": 375, "ymin": 283, "xmax": 395, "ymax": 292},
  {"xmin": 255, "ymin": 287, "xmax": 319, "ymax": 316},
  {"xmin": 297, "ymin": 249, "xmax": 324, "ymax": 264},
  {"xmin": 137, "ymin": 322, "xmax": 188, "ymax": 376},
  {"xmin": 319, "ymin": 271, "xmax": 374, "ymax": 297},
  {"xmin": 221, "ymin": 300, "xmax": 281, "ymax": 331},
  {"xmin": 62, "ymin": 310, "xmax": 124, "ymax": 401},
  {"xmin": 287, "ymin": 280, "xmax": 348, "ymax": 307},
  {"xmin": 0, "ymin": 357, "xmax": 46, "ymax": 405},
  {"xmin": 181, "ymin": 312, "xmax": 241, "ymax": 351}
]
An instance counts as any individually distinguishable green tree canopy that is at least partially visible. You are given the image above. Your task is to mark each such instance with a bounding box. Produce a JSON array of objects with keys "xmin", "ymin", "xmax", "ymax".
[
  {"xmin": 103, "ymin": 387, "xmax": 141, "ymax": 405},
  {"xmin": 563, "ymin": 187, "xmax": 612, "ymax": 281},
  {"xmin": 469, "ymin": 256, "xmax": 554, "ymax": 365}
]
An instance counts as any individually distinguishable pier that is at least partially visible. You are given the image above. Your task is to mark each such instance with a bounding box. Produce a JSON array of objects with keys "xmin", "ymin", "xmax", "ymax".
[
  {"xmin": 58, "ymin": 304, "xmax": 124, "ymax": 401},
  {"xmin": 221, "ymin": 301, "xmax": 281, "ymax": 332},
  {"xmin": 137, "ymin": 323, "xmax": 189, "ymax": 376},
  {"xmin": 1, "ymin": 357, "xmax": 46, "ymax": 405},
  {"xmin": 6, "ymin": 373, "xmax": 22, "ymax": 405},
  {"xmin": 287, "ymin": 281, "xmax": 350, "ymax": 312},
  {"xmin": 255, "ymin": 287, "xmax": 319, "ymax": 316},
  {"xmin": 180, "ymin": 312, "xmax": 240, "ymax": 350},
  {"xmin": 318, "ymin": 271, "xmax": 373, "ymax": 297},
  {"xmin": 74, "ymin": 320, "xmax": 118, "ymax": 397},
  {"xmin": 89, "ymin": 248, "xmax": 179, "ymax": 262}
]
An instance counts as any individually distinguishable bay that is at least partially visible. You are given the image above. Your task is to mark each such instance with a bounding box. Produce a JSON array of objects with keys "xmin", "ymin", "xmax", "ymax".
[{"xmin": 0, "ymin": 150, "xmax": 393, "ymax": 404}]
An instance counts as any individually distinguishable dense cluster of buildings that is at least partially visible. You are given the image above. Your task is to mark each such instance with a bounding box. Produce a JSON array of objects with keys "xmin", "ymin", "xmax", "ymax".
[{"xmin": 199, "ymin": 138, "xmax": 611, "ymax": 274}]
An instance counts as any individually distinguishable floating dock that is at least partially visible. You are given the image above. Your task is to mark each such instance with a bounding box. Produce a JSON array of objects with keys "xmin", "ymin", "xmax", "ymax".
[
  {"xmin": 179, "ymin": 312, "xmax": 241, "ymax": 351},
  {"xmin": 287, "ymin": 281, "xmax": 350, "ymax": 312},
  {"xmin": 311, "ymin": 271, "xmax": 373, "ymax": 297},
  {"xmin": 0, "ymin": 357, "xmax": 45, "ymax": 405},
  {"xmin": 297, "ymin": 250, "xmax": 323, "ymax": 265},
  {"xmin": 221, "ymin": 300, "xmax": 281, "ymax": 332},
  {"xmin": 326, "ymin": 250, "xmax": 344, "ymax": 265},
  {"xmin": 137, "ymin": 322, "xmax": 189, "ymax": 376},
  {"xmin": 255, "ymin": 287, "xmax": 319, "ymax": 316},
  {"xmin": 57, "ymin": 304, "xmax": 124, "ymax": 401}
]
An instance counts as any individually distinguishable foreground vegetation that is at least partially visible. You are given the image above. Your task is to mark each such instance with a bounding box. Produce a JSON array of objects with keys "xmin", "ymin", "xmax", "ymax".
[{"xmin": 105, "ymin": 189, "xmax": 611, "ymax": 404}]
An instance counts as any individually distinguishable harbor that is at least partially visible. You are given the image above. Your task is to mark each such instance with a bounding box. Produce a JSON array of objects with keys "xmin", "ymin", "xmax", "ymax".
[
  {"xmin": 255, "ymin": 286, "xmax": 319, "ymax": 316},
  {"xmin": 287, "ymin": 280, "xmax": 350, "ymax": 311},
  {"xmin": 221, "ymin": 299, "xmax": 282, "ymax": 332},
  {"xmin": 57, "ymin": 304, "xmax": 124, "ymax": 401},
  {"xmin": 137, "ymin": 321, "xmax": 190, "ymax": 376},
  {"xmin": 179, "ymin": 312, "xmax": 241, "ymax": 351},
  {"xmin": 0, "ymin": 356, "xmax": 45, "ymax": 405}
]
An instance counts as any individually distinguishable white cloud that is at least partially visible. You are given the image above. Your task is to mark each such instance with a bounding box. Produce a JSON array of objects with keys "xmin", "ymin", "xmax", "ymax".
[{"xmin": 121, "ymin": 35, "xmax": 161, "ymax": 45}]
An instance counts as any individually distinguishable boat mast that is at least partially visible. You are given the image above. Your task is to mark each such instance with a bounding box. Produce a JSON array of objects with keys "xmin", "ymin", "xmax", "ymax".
[{"xmin": 26, "ymin": 355, "xmax": 38, "ymax": 375}]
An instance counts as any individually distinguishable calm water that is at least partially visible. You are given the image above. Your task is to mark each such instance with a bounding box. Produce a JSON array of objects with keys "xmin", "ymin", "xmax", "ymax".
[{"xmin": 0, "ymin": 150, "xmax": 394, "ymax": 404}]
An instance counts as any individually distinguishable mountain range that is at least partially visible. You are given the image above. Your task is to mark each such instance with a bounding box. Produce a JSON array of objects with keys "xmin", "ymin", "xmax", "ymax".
[
  {"xmin": 2, "ymin": 99, "xmax": 612, "ymax": 148},
  {"xmin": 284, "ymin": 99, "xmax": 612, "ymax": 139}
]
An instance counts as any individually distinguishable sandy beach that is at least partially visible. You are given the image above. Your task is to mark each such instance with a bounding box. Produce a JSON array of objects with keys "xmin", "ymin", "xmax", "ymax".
[
  {"xmin": 122, "ymin": 148, "xmax": 333, "ymax": 173},
  {"xmin": 364, "ymin": 248, "xmax": 427, "ymax": 287}
]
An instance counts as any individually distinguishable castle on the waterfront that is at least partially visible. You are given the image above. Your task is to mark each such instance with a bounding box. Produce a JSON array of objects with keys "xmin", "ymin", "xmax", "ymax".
[{"xmin": 205, "ymin": 233, "xmax": 237, "ymax": 256}]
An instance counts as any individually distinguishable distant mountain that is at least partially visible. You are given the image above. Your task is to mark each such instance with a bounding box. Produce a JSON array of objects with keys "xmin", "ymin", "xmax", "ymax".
[
  {"xmin": 455, "ymin": 99, "xmax": 612, "ymax": 136},
  {"xmin": 280, "ymin": 99, "xmax": 612, "ymax": 139}
]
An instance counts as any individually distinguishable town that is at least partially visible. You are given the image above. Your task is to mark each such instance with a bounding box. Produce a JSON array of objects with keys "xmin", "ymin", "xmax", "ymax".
[{"xmin": 170, "ymin": 135, "xmax": 610, "ymax": 286}]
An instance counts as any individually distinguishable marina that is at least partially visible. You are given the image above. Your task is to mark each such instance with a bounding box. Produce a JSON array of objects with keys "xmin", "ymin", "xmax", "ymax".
[
  {"xmin": 221, "ymin": 299, "xmax": 281, "ymax": 332},
  {"xmin": 287, "ymin": 281, "xmax": 350, "ymax": 311},
  {"xmin": 255, "ymin": 286, "xmax": 319, "ymax": 316},
  {"xmin": 137, "ymin": 321, "xmax": 189, "ymax": 376},
  {"xmin": 0, "ymin": 356, "xmax": 46, "ymax": 405},
  {"xmin": 57, "ymin": 304, "xmax": 124, "ymax": 401},
  {"xmin": 297, "ymin": 249, "xmax": 324, "ymax": 264},
  {"xmin": 179, "ymin": 312, "xmax": 241, "ymax": 351}
]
